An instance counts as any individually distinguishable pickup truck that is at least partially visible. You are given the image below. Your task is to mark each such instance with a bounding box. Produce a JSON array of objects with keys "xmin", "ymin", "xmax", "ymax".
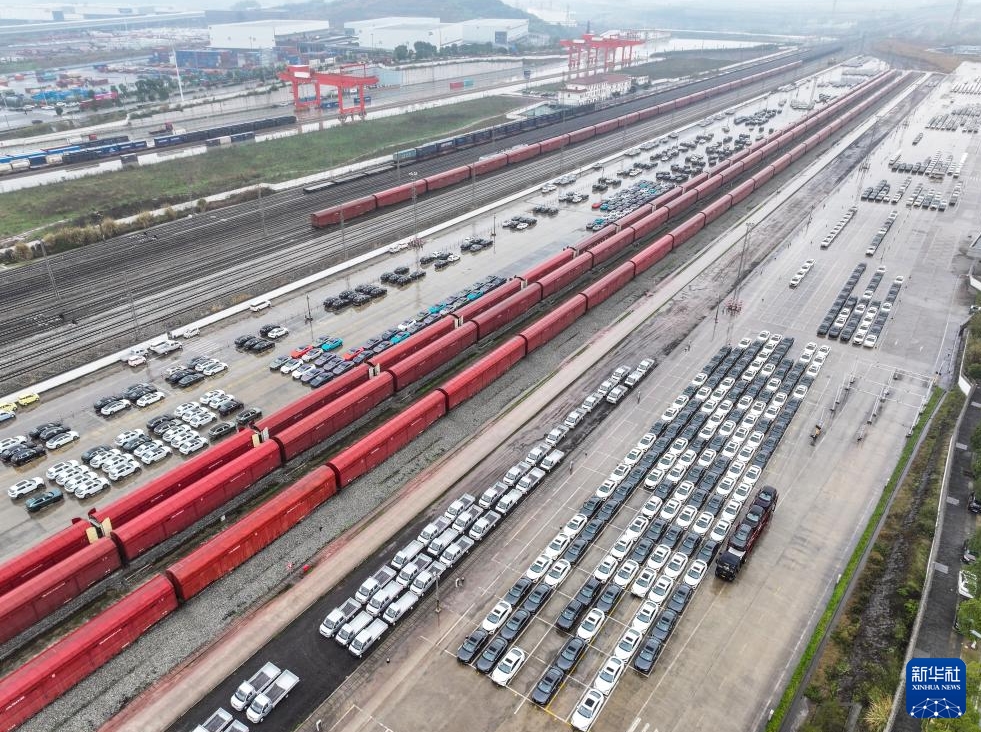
[
  {"xmin": 193, "ymin": 707, "xmax": 233, "ymax": 732},
  {"xmin": 246, "ymin": 669, "xmax": 299, "ymax": 723},
  {"xmin": 149, "ymin": 339, "xmax": 182, "ymax": 356},
  {"xmin": 231, "ymin": 660, "xmax": 281, "ymax": 711}
]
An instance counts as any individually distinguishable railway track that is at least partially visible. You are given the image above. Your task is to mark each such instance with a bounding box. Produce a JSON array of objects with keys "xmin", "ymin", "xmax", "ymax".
[{"xmin": 0, "ymin": 51, "xmax": 837, "ymax": 392}]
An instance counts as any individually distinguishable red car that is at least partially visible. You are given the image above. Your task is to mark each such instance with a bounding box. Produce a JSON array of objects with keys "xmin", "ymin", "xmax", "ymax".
[
  {"xmin": 290, "ymin": 344, "xmax": 314, "ymax": 359},
  {"xmin": 343, "ymin": 346, "xmax": 365, "ymax": 361}
]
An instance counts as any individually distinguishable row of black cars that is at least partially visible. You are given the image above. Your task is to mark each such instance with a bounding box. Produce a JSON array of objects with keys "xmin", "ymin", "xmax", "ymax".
[
  {"xmin": 380, "ymin": 266, "xmax": 427, "ymax": 287},
  {"xmin": 324, "ymin": 283, "xmax": 388, "ymax": 312}
]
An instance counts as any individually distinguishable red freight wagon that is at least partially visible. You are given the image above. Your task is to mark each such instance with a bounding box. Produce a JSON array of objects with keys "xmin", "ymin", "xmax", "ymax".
[
  {"xmin": 166, "ymin": 466, "xmax": 336, "ymax": 602},
  {"xmin": 519, "ymin": 295, "xmax": 587, "ymax": 353},
  {"xmin": 277, "ymin": 375, "xmax": 395, "ymax": 461},
  {"xmin": 0, "ymin": 539, "xmax": 121, "ymax": 645},
  {"xmin": 0, "ymin": 521, "xmax": 91, "ymax": 597},
  {"xmin": 367, "ymin": 317, "xmax": 455, "ymax": 372},
  {"xmin": 471, "ymin": 284, "xmax": 542, "ymax": 341},
  {"xmin": 330, "ymin": 391, "xmax": 447, "ymax": 487},
  {"xmin": 440, "ymin": 337, "xmax": 526, "ymax": 410},
  {"xmin": 452, "ymin": 279, "xmax": 522, "ymax": 322},
  {"xmin": 582, "ymin": 263, "xmax": 635, "ymax": 310},
  {"xmin": 0, "ymin": 576, "xmax": 177, "ymax": 732},
  {"xmin": 387, "ymin": 323, "xmax": 478, "ymax": 392},
  {"xmin": 536, "ymin": 254, "xmax": 593, "ymax": 299},
  {"xmin": 111, "ymin": 441, "xmax": 283, "ymax": 562},
  {"xmin": 256, "ymin": 366, "xmax": 370, "ymax": 435}
]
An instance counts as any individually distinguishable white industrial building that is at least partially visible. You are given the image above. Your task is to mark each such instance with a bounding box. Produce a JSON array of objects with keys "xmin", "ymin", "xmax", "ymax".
[
  {"xmin": 557, "ymin": 73, "xmax": 631, "ymax": 106},
  {"xmin": 208, "ymin": 20, "xmax": 331, "ymax": 50},
  {"xmin": 345, "ymin": 16, "xmax": 528, "ymax": 51}
]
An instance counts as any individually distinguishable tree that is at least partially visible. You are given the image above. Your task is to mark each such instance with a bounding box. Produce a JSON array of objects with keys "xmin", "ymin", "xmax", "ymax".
[
  {"xmin": 394, "ymin": 45, "xmax": 409, "ymax": 61},
  {"xmin": 413, "ymin": 41, "xmax": 437, "ymax": 59}
]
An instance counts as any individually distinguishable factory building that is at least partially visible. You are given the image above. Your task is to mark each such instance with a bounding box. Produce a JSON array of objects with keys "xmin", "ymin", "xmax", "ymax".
[
  {"xmin": 557, "ymin": 73, "xmax": 631, "ymax": 106},
  {"xmin": 344, "ymin": 16, "xmax": 528, "ymax": 51}
]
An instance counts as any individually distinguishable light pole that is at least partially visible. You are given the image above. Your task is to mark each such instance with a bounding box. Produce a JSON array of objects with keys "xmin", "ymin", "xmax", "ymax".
[
  {"xmin": 37, "ymin": 239, "xmax": 65, "ymax": 319},
  {"xmin": 409, "ymin": 172, "xmax": 419, "ymax": 239}
]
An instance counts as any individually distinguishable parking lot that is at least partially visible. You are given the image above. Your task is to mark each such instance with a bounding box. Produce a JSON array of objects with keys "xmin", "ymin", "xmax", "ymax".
[
  {"xmin": 0, "ymin": 70, "xmax": 851, "ymax": 565},
  {"xmin": 289, "ymin": 70, "xmax": 975, "ymax": 732}
]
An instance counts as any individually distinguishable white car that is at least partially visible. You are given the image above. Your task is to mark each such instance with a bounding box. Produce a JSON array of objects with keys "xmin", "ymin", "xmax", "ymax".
[
  {"xmin": 631, "ymin": 600, "xmax": 660, "ymax": 634},
  {"xmin": 593, "ymin": 555, "xmax": 619, "ymax": 583},
  {"xmin": 592, "ymin": 656, "xmax": 626, "ymax": 695},
  {"xmin": 139, "ymin": 446, "xmax": 172, "ymax": 465},
  {"xmin": 609, "ymin": 536, "xmax": 635, "ymax": 561},
  {"xmin": 185, "ymin": 411, "xmax": 216, "ymax": 428},
  {"xmin": 612, "ymin": 559, "xmax": 640, "ymax": 588},
  {"xmin": 662, "ymin": 552, "xmax": 688, "ymax": 580},
  {"xmin": 623, "ymin": 516, "xmax": 650, "ymax": 542},
  {"xmin": 683, "ymin": 559, "xmax": 708, "ymax": 588},
  {"xmin": 608, "ymin": 463, "xmax": 630, "ymax": 484},
  {"xmin": 179, "ymin": 438, "xmax": 208, "ymax": 455},
  {"xmin": 674, "ymin": 505, "xmax": 697, "ymax": 530},
  {"xmin": 481, "ymin": 600, "xmax": 512, "ymax": 632},
  {"xmin": 45, "ymin": 460, "xmax": 79, "ymax": 481},
  {"xmin": 640, "ymin": 496, "xmax": 663, "ymax": 518},
  {"xmin": 266, "ymin": 327, "xmax": 289, "ymax": 339},
  {"xmin": 613, "ymin": 627, "xmax": 643, "ymax": 662},
  {"xmin": 45, "ymin": 430, "xmax": 79, "ymax": 450},
  {"xmin": 646, "ymin": 544, "xmax": 672, "ymax": 572},
  {"xmin": 792, "ymin": 384, "xmax": 808, "ymax": 400},
  {"xmin": 7, "ymin": 477, "xmax": 44, "ymax": 499},
  {"xmin": 721, "ymin": 499, "xmax": 742, "ymax": 523},
  {"xmin": 491, "ymin": 647, "xmax": 526, "ymax": 686},
  {"xmin": 561, "ymin": 513, "xmax": 588, "ymax": 538},
  {"xmin": 576, "ymin": 608, "xmax": 606, "ymax": 641},
  {"xmin": 659, "ymin": 498, "xmax": 682, "ymax": 522},
  {"xmin": 631, "ymin": 567, "xmax": 657, "ymax": 598},
  {"xmin": 75, "ymin": 479, "xmax": 110, "ymax": 499},
  {"xmin": 595, "ymin": 479, "xmax": 617, "ymax": 499},
  {"xmin": 107, "ymin": 463, "xmax": 139, "ymax": 481},
  {"xmin": 173, "ymin": 402, "xmax": 199, "ymax": 417},
  {"xmin": 623, "ymin": 448, "xmax": 644, "ymax": 466},
  {"xmin": 525, "ymin": 554, "xmax": 552, "ymax": 582},
  {"xmin": 732, "ymin": 481, "xmax": 752, "ymax": 504},
  {"xmin": 0, "ymin": 436, "xmax": 27, "ymax": 451},
  {"xmin": 571, "ymin": 688, "xmax": 606, "ymax": 731},
  {"xmin": 543, "ymin": 533, "xmax": 570, "ymax": 561},
  {"xmin": 200, "ymin": 390, "xmax": 226, "ymax": 405},
  {"xmin": 636, "ymin": 432, "xmax": 656, "ymax": 451},
  {"xmin": 742, "ymin": 465, "xmax": 762, "ymax": 486},
  {"xmin": 649, "ymin": 575, "xmax": 674, "ymax": 608},
  {"xmin": 691, "ymin": 511, "xmax": 715, "ymax": 536},
  {"xmin": 135, "ymin": 391, "xmax": 165, "ymax": 408},
  {"xmin": 101, "ymin": 399, "xmax": 131, "ymax": 416},
  {"xmin": 715, "ymin": 476, "xmax": 736, "ymax": 497},
  {"xmin": 709, "ymin": 518, "xmax": 732, "ymax": 542},
  {"xmin": 544, "ymin": 559, "xmax": 571, "ymax": 587},
  {"xmin": 280, "ymin": 359, "xmax": 302, "ymax": 374}
]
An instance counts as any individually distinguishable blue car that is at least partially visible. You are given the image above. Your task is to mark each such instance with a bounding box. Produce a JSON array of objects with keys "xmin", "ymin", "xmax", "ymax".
[
  {"xmin": 390, "ymin": 332, "xmax": 410, "ymax": 344},
  {"xmin": 320, "ymin": 337, "xmax": 343, "ymax": 352}
]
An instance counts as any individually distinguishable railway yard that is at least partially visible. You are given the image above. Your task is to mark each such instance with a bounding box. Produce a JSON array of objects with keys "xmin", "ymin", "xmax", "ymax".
[{"xmin": 0, "ymin": 47, "xmax": 978, "ymax": 732}]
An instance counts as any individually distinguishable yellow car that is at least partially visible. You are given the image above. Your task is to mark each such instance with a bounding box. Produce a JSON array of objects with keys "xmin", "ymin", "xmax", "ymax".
[
  {"xmin": 0, "ymin": 402, "xmax": 17, "ymax": 413},
  {"xmin": 15, "ymin": 393, "xmax": 39, "ymax": 407}
]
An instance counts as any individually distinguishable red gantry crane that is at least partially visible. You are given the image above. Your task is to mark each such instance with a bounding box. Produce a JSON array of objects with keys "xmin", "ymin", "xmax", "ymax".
[
  {"xmin": 559, "ymin": 33, "xmax": 644, "ymax": 79},
  {"xmin": 276, "ymin": 64, "xmax": 379, "ymax": 121}
]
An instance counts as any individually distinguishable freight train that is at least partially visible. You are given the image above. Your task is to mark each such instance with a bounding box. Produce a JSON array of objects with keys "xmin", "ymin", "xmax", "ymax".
[
  {"xmin": 0, "ymin": 115, "xmax": 296, "ymax": 175},
  {"xmin": 0, "ymin": 70, "xmax": 910, "ymax": 732},
  {"xmin": 310, "ymin": 61, "xmax": 805, "ymax": 229}
]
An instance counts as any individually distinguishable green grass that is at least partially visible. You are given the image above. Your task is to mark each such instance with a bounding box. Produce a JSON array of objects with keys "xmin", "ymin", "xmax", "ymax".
[
  {"xmin": 765, "ymin": 386, "xmax": 945, "ymax": 732},
  {"xmin": 0, "ymin": 96, "xmax": 526, "ymax": 239}
]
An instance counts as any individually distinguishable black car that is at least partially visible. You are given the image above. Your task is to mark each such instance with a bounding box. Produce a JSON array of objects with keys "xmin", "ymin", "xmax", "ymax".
[
  {"xmin": 26, "ymin": 488, "xmax": 63, "ymax": 512},
  {"xmin": 521, "ymin": 582, "xmax": 552, "ymax": 614},
  {"xmin": 644, "ymin": 518, "xmax": 668, "ymax": 544},
  {"xmin": 667, "ymin": 584, "xmax": 694, "ymax": 615},
  {"xmin": 217, "ymin": 399, "xmax": 244, "ymax": 416},
  {"xmin": 310, "ymin": 373, "xmax": 334, "ymax": 388},
  {"xmin": 249, "ymin": 338, "xmax": 275, "ymax": 353},
  {"xmin": 696, "ymin": 539, "xmax": 721, "ymax": 565},
  {"xmin": 556, "ymin": 598, "xmax": 587, "ymax": 633},
  {"xmin": 580, "ymin": 496, "xmax": 602, "ymax": 518},
  {"xmin": 1, "ymin": 443, "xmax": 28, "ymax": 462},
  {"xmin": 554, "ymin": 636, "xmax": 587, "ymax": 673},
  {"xmin": 29, "ymin": 422, "xmax": 64, "ymax": 439},
  {"xmin": 531, "ymin": 666, "xmax": 565, "ymax": 706},
  {"xmin": 177, "ymin": 373, "xmax": 206, "ymax": 388},
  {"xmin": 121, "ymin": 434, "xmax": 152, "ymax": 452},
  {"xmin": 650, "ymin": 608, "xmax": 678, "ymax": 643},
  {"xmin": 37, "ymin": 425, "xmax": 69, "ymax": 442},
  {"xmin": 580, "ymin": 518, "xmax": 605, "ymax": 543},
  {"xmin": 151, "ymin": 419, "xmax": 178, "ymax": 436},
  {"xmin": 236, "ymin": 407, "xmax": 263, "ymax": 426},
  {"xmin": 504, "ymin": 577, "xmax": 534, "ymax": 607},
  {"xmin": 661, "ymin": 524, "xmax": 684, "ymax": 549},
  {"xmin": 499, "ymin": 608, "xmax": 532, "ymax": 642},
  {"xmin": 93, "ymin": 396, "xmax": 118, "ymax": 412},
  {"xmin": 595, "ymin": 500, "xmax": 618, "ymax": 524},
  {"xmin": 704, "ymin": 493, "xmax": 724, "ymax": 517},
  {"xmin": 594, "ymin": 585, "xmax": 623, "ymax": 614},
  {"xmin": 475, "ymin": 636, "xmax": 509, "ymax": 673},
  {"xmin": 233, "ymin": 334, "xmax": 255, "ymax": 348},
  {"xmin": 562, "ymin": 537, "xmax": 590, "ymax": 565},
  {"xmin": 269, "ymin": 355, "xmax": 290, "ymax": 370},
  {"xmin": 753, "ymin": 485, "xmax": 779, "ymax": 513},
  {"xmin": 677, "ymin": 531, "xmax": 701, "ymax": 558},
  {"xmin": 574, "ymin": 577, "xmax": 604, "ymax": 606},
  {"xmin": 81, "ymin": 445, "xmax": 111, "ymax": 464},
  {"xmin": 630, "ymin": 537, "xmax": 656, "ymax": 564},
  {"xmin": 165, "ymin": 370, "xmax": 193, "ymax": 385},
  {"xmin": 633, "ymin": 636, "xmax": 664, "ymax": 674},
  {"xmin": 11, "ymin": 447, "xmax": 45, "ymax": 466},
  {"xmin": 146, "ymin": 414, "xmax": 173, "ymax": 430},
  {"xmin": 208, "ymin": 422, "xmax": 236, "ymax": 439},
  {"xmin": 456, "ymin": 627, "xmax": 490, "ymax": 664}
]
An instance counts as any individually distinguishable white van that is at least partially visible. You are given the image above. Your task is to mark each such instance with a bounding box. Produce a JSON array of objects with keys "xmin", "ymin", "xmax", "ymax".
[
  {"xmin": 496, "ymin": 488, "xmax": 523, "ymax": 514},
  {"xmin": 540, "ymin": 450, "xmax": 566, "ymax": 472},
  {"xmin": 336, "ymin": 610, "xmax": 373, "ymax": 646},
  {"xmin": 349, "ymin": 618, "xmax": 389, "ymax": 658},
  {"xmin": 391, "ymin": 539, "xmax": 425, "ymax": 571},
  {"xmin": 249, "ymin": 299, "xmax": 272, "ymax": 312},
  {"xmin": 427, "ymin": 527, "xmax": 461, "ymax": 557},
  {"xmin": 355, "ymin": 566, "xmax": 397, "ymax": 604},
  {"xmin": 396, "ymin": 554, "xmax": 433, "ymax": 587},
  {"xmin": 418, "ymin": 516, "xmax": 451, "ymax": 544},
  {"xmin": 382, "ymin": 590, "xmax": 420, "ymax": 624},
  {"xmin": 319, "ymin": 597, "xmax": 362, "ymax": 638},
  {"xmin": 367, "ymin": 580, "xmax": 404, "ymax": 617}
]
